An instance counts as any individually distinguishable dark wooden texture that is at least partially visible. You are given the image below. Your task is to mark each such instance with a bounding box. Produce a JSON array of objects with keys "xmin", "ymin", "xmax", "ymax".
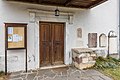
[
  {"xmin": 88, "ymin": 33, "xmax": 97, "ymax": 48},
  {"xmin": 40, "ymin": 22, "xmax": 64, "ymax": 67},
  {"xmin": 7, "ymin": 0, "xmax": 107, "ymax": 9},
  {"xmin": 5, "ymin": 23, "xmax": 27, "ymax": 75}
]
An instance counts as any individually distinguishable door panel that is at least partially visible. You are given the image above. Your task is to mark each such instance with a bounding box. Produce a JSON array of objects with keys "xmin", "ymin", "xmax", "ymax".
[
  {"xmin": 40, "ymin": 23, "xmax": 51, "ymax": 66},
  {"xmin": 40, "ymin": 22, "xmax": 64, "ymax": 67},
  {"xmin": 52, "ymin": 24, "xmax": 64, "ymax": 64}
]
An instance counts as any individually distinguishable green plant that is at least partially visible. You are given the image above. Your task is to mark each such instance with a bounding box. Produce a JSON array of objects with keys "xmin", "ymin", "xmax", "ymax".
[
  {"xmin": 93, "ymin": 57, "xmax": 120, "ymax": 69},
  {"xmin": 0, "ymin": 71, "xmax": 4, "ymax": 76}
]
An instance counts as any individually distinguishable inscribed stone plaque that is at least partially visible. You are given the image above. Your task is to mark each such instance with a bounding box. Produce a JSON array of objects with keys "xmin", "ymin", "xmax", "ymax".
[
  {"xmin": 77, "ymin": 28, "xmax": 82, "ymax": 38},
  {"xmin": 99, "ymin": 34, "xmax": 107, "ymax": 47},
  {"xmin": 109, "ymin": 38, "xmax": 117, "ymax": 54},
  {"xmin": 88, "ymin": 33, "xmax": 97, "ymax": 48}
]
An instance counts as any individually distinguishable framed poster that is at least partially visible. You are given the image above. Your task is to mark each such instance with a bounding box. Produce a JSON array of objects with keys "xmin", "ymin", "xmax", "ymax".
[{"xmin": 5, "ymin": 23, "xmax": 27, "ymax": 49}]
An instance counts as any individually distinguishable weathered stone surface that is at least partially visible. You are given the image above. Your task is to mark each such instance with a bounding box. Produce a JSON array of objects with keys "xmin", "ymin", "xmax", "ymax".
[
  {"xmin": 67, "ymin": 66, "xmax": 78, "ymax": 75},
  {"xmin": 52, "ymin": 67, "xmax": 69, "ymax": 76},
  {"xmin": 83, "ymin": 69, "xmax": 104, "ymax": 76},
  {"xmin": 68, "ymin": 76, "xmax": 81, "ymax": 80},
  {"xmin": 37, "ymin": 69, "xmax": 49, "ymax": 76},
  {"xmin": 27, "ymin": 73, "xmax": 36, "ymax": 80},
  {"xmin": 80, "ymin": 77, "xmax": 93, "ymax": 80},
  {"xmin": 34, "ymin": 77, "xmax": 38, "ymax": 80},
  {"xmin": 91, "ymin": 76, "xmax": 104, "ymax": 80},
  {"xmin": 10, "ymin": 71, "xmax": 23, "ymax": 76},
  {"xmin": 53, "ymin": 76, "xmax": 67, "ymax": 80},
  {"xmin": 68, "ymin": 70, "xmax": 81, "ymax": 80},
  {"xmin": 44, "ymin": 69, "xmax": 56, "ymax": 78},
  {"xmin": 38, "ymin": 76, "xmax": 43, "ymax": 80},
  {"xmin": 8, "ymin": 67, "xmax": 112, "ymax": 80},
  {"xmin": 100, "ymin": 75, "xmax": 113, "ymax": 80},
  {"xmin": 9, "ymin": 78, "xmax": 22, "ymax": 80},
  {"xmin": 9, "ymin": 74, "xmax": 26, "ymax": 79}
]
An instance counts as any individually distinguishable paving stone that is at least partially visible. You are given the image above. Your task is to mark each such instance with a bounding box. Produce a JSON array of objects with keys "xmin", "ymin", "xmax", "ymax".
[
  {"xmin": 70, "ymin": 70, "xmax": 81, "ymax": 77},
  {"xmin": 62, "ymin": 70, "xmax": 67, "ymax": 76},
  {"xmin": 91, "ymin": 76, "xmax": 104, "ymax": 80},
  {"xmin": 68, "ymin": 75, "xmax": 81, "ymax": 80},
  {"xmin": 23, "ymin": 70, "xmax": 32, "ymax": 74},
  {"xmin": 37, "ymin": 69, "xmax": 50, "ymax": 76},
  {"xmin": 83, "ymin": 69, "xmax": 104, "ymax": 76},
  {"xmin": 68, "ymin": 71, "xmax": 81, "ymax": 80},
  {"xmin": 10, "ymin": 71, "xmax": 23, "ymax": 76},
  {"xmin": 44, "ymin": 69, "xmax": 56, "ymax": 78},
  {"xmin": 9, "ymin": 74, "xmax": 25, "ymax": 79},
  {"xmin": 27, "ymin": 73, "xmax": 37, "ymax": 80},
  {"xmin": 99, "ymin": 75, "xmax": 113, "ymax": 80},
  {"xmin": 23, "ymin": 78, "xmax": 27, "ymax": 80},
  {"xmin": 38, "ymin": 76, "xmax": 43, "ymax": 80},
  {"xmin": 44, "ymin": 77, "xmax": 53, "ymax": 80},
  {"xmin": 80, "ymin": 71, "xmax": 87, "ymax": 77},
  {"xmin": 53, "ymin": 76, "xmax": 67, "ymax": 80},
  {"xmin": 9, "ymin": 67, "xmax": 113, "ymax": 80},
  {"xmin": 34, "ymin": 77, "xmax": 38, "ymax": 80},
  {"xmin": 81, "ymin": 77, "xmax": 93, "ymax": 80},
  {"xmin": 32, "ymin": 70, "xmax": 37, "ymax": 73},
  {"xmin": 67, "ymin": 66, "xmax": 78, "ymax": 75},
  {"xmin": 20, "ymin": 74, "xmax": 27, "ymax": 79},
  {"xmin": 52, "ymin": 69, "xmax": 62, "ymax": 75},
  {"xmin": 52, "ymin": 67, "xmax": 69, "ymax": 76},
  {"xmin": 9, "ymin": 78, "xmax": 22, "ymax": 80}
]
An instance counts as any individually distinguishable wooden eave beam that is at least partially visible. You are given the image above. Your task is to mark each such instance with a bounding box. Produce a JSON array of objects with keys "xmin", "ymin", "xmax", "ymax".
[
  {"xmin": 6, "ymin": 0, "xmax": 108, "ymax": 9},
  {"xmin": 64, "ymin": 0, "xmax": 72, "ymax": 6},
  {"xmin": 87, "ymin": 0, "xmax": 108, "ymax": 9}
]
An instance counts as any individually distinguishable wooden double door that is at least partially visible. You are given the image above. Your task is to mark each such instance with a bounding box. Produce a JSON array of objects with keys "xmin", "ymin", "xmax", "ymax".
[{"xmin": 40, "ymin": 22, "xmax": 64, "ymax": 67}]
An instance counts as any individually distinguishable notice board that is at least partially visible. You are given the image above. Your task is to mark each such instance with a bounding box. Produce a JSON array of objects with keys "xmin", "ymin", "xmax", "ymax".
[
  {"xmin": 5, "ymin": 23, "xmax": 27, "ymax": 49},
  {"xmin": 5, "ymin": 23, "xmax": 28, "ymax": 75}
]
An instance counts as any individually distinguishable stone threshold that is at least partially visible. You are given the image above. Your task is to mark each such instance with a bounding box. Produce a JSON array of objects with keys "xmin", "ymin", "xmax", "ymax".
[{"xmin": 40, "ymin": 64, "xmax": 69, "ymax": 70}]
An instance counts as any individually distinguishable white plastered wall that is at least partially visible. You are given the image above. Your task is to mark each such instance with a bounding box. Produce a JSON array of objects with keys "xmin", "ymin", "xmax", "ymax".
[{"xmin": 0, "ymin": 0, "xmax": 119, "ymax": 72}]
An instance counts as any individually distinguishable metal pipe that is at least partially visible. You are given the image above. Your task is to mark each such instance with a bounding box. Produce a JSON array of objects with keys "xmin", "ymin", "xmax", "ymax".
[{"xmin": 118, "ymin": 0, "xmax": 120, "ymax": 59}]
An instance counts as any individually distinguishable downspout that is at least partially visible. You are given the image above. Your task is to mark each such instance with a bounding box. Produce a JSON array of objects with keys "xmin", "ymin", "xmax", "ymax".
[{"xmin": 118, "ymin": 0, "xmax": 120, "ymax": 59}]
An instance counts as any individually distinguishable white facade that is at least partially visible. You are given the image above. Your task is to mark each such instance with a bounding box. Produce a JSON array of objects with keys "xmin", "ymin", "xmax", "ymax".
[{"xmin": 0, "ymin": 0, "xmax": 119, "ymax": 72}]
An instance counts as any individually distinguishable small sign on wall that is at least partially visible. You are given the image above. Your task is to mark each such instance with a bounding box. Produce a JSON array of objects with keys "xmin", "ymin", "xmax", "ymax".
[
  {"xmin": 77, "ymin": 28, "xmax": 82, "ymax": 38},
  {"xmin": 109, "ymin": 38, "xmax": 117, "ymax": 54},
  {"xmin": 99, "ymin": 34, "xmax": 107, "ymax": 47}
]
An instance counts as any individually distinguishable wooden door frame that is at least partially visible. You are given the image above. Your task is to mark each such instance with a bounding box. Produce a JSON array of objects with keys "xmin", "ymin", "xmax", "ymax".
[{"xmin": 39, "ymin": 21, "xmax": 66, "ymax": 67}]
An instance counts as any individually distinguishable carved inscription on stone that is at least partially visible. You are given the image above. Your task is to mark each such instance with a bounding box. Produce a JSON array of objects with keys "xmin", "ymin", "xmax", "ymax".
[
  {"xmin": 109, "ymin": 38, "xmax": 117, "ymax": 54},
  {"xmin": 99, "ymin": 34, "xmax": 107, "ymax": 47},
  {"xmin": 77, "ymin": 28, "xmax": 82, "ymax": 38}
]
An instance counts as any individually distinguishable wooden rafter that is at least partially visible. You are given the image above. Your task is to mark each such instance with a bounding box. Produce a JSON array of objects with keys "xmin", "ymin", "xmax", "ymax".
[{"xmin": 6, "ymin": 0, "xmax": 108, "ymax": 9}]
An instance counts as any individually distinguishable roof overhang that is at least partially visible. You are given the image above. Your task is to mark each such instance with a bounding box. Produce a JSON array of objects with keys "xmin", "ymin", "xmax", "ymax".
[{"xmin": 6, "ymin": 0, "xmax": 108, "ymax": 9}]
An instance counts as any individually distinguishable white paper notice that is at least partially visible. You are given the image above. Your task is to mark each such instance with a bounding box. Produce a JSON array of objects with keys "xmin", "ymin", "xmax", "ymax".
[
  {"xmin": 8, "ymin": 36, "xmax": 13, "ymax": 42},
  {"xmin": 8, "ymin": 27, "xmax": 13, "ymax": 34},
  {"xmin": 19, "ymin": 36, "xmax": 23, "ymax": 41},
  {"xmin": 13, "ymin": 34, "xmax": 19, "ymax": 42}
]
